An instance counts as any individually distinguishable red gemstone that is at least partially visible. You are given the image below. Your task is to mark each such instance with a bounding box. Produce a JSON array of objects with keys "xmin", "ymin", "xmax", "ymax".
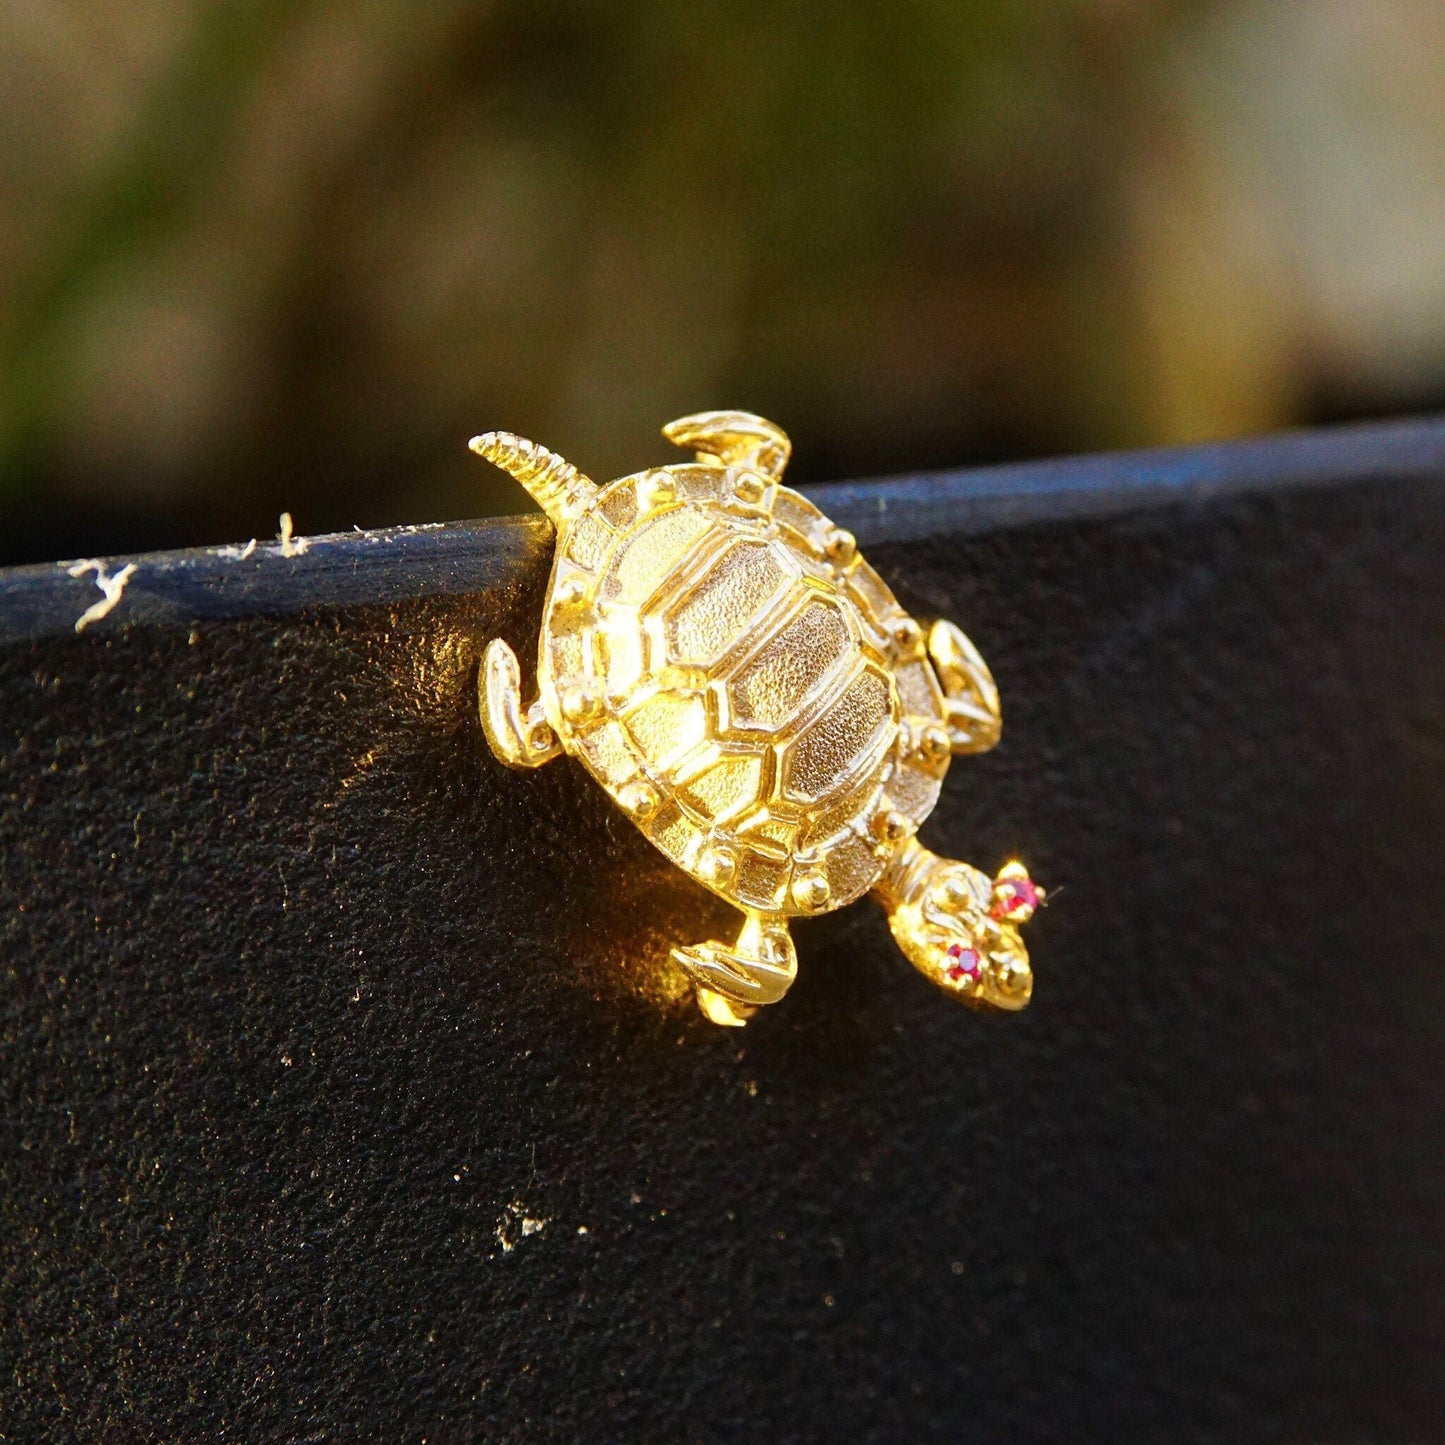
[
  {"xmin": 991, "ymin": 875, "xmax": 1039, "ymax": 919},
  {"xmin": 944, "ymin": 943, "xmax": 981, "ymax": 981}
]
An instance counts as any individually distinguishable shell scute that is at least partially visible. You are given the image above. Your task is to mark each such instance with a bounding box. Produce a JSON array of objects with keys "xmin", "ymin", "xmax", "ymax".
[
  {"xmin": 579, "ymin": 718, "xmax": 635, "ymax": 788},
  {"xmin": 735, "ymin": 850, "xmax": 791, "ymax": 910},
  {"xmin": 662, "ymin": 538, "xmax": 793, "ymax": 669},
  {"xmin": 769, "ymin": 487, "xmax": 829, "ymax": 551},
  {"xmin": 543, "ymin": 468, "xmax": 946, "ymax": 914},
  {"xmin": 675, "ymin": 750, "xmax": 765, "ymax": 826},
  {"xmin": 780, "ymin": 664, "xmax": 894, "ymax": 805},
  {"xmin": 623, "ymin": 689, "xmax": 707, "ymax": 770},
  {"xmin": 602, "ymin": 504, "xmax": 712, "ymax": 603},
  {"xmin": 566, "ymin": 510, "xmax": 615, "ymax": 570},
  {"xmin": 598, "ymin": 484, "xmax": 639, "ymax": 530},
  {"xmin": 724, "ymin": 594, "xmax": 851, "ymax": 732}
]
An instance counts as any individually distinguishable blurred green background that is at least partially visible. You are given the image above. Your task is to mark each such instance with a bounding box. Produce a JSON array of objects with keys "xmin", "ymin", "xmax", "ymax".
[{"xmin": 3, "ymin": 0, "xmax": 1444, "ymax": 564}]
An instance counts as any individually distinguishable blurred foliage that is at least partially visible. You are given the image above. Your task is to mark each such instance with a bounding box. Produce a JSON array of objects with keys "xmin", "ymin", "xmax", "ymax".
[{"xmin": 2, "ymin": 0, "xmax": 1444, "ymax": 562}]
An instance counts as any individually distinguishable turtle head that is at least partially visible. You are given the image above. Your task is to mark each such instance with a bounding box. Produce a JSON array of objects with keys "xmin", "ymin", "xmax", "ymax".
[{"xmin": 875, "ymin": 840, "xmax": 1039, "ymax": 1011}]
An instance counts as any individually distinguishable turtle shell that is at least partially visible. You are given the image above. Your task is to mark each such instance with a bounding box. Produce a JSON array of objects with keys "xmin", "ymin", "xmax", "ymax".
[{"xmin": 539, "ymin": 463, "xmax": 949, "ymax": 916}]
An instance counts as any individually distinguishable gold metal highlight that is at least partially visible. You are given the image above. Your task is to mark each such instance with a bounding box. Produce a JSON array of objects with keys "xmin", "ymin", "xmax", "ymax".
[{"xmin": 472, "ymin": 411, "xmax": 1042, "ymax": 1024}]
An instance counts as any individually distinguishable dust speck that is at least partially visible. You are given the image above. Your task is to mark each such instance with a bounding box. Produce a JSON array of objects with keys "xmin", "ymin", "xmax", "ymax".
[
  {"xmin": 67, "ymin": 560, "xmax": 138, "ymax": 632},
  {"xmin": 496, "ymin": 1199, "xmax": 548, "ymax": 1253},
  {"xmin": 278, "ymin": 512, "xmax": 309, "ymax": 557}
]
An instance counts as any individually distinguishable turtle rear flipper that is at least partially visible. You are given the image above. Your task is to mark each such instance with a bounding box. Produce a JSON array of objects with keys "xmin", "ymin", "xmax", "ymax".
[
  {"xmin": 671, "ymin": 912, "xmax": 797, "ymax": 1026},
  {"xmin": 662, "ymin": 411, "xmax": 791, "ymax": 481}
]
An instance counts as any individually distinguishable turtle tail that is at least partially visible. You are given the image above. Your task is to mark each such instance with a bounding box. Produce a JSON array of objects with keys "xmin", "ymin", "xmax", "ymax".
[{"xmin": 469, "ymin": 431, "xmax": 596, "ymax": 527}]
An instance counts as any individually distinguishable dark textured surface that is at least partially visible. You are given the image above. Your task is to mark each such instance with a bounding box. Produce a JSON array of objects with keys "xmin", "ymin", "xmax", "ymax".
[
  {"xmin": 5, "ymin": 414, "xmax": 1445, "ymax": 644},
  {"xmin": 3, "ymin": 447, "xmax": 1445, "ymax": 1441}
]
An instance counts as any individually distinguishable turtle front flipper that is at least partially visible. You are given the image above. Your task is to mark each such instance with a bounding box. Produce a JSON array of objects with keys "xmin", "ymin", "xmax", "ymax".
[
  {"xmin": 481, "ymin": 638, "xmax": 562, "ymax": 769},
  {"xmin": 672, "ymin": 911, "xmax": 798, "ymax": 1027},
  {"xmin": 927, "ymin": 619, "xmax": 1002, "ymax": 756}
]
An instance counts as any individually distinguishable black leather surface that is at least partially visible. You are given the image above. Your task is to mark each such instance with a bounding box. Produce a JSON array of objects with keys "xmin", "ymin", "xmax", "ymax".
[{"xmin": 3, "ymin": 476, "xmax": 1444, "ymax": 1441}]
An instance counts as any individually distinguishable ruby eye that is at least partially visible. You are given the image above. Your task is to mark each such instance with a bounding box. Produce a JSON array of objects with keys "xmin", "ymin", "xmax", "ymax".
[
  {"xmin": 943, "ymin": 943, "xmax": 982, "ymax": 982},
  {"xmin": 989, "ymin": 874, "xmax": 1040, "ymax": 920}
]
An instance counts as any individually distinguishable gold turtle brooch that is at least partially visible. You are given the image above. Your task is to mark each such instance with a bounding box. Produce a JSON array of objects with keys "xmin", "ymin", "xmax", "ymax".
[{"xmin": 473, "ymin": 410, "xmax": 1041, "ymax": 1026}]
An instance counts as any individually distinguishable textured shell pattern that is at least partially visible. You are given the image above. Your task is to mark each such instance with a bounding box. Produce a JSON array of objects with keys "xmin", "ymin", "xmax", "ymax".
[{"xmin": 540, "ymin": 463, "xmax": 949, "ymax": 916}]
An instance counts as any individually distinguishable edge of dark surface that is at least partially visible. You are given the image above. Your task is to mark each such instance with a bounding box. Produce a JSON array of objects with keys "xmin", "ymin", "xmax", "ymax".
[{"xmin": 2, "ymin": 414, "xmax": 1442, "ymax": 643}]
